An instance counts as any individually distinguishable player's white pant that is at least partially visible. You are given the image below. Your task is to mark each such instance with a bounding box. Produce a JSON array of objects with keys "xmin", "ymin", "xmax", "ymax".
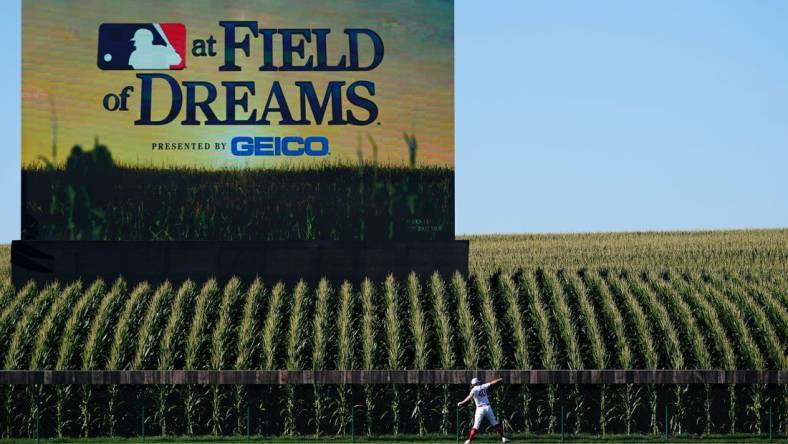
[{"xmin": 473, "ymin": 405, "xmax": 498, "ymax": 429}]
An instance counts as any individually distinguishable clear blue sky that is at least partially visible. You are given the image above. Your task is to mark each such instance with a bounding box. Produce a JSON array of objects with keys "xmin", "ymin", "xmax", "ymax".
[{"xmin": 1, "ymin": 0, "xmax": 787, "ymax": 242}]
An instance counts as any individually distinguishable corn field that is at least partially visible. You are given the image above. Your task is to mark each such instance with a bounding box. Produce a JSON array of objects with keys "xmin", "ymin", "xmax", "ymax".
[
  {"xmin": 0, "ymin": 229, "xmax": 786, "ymax": 438},
  {"xmin": 464, "ymin": 229, "xmax": 788, "ymax": 275}
]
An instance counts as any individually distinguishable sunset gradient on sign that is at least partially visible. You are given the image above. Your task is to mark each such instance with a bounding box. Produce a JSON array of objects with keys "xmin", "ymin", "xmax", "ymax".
[{"xmin": 22, "ymin": 0, "xmax": 453, "ymax": 168}]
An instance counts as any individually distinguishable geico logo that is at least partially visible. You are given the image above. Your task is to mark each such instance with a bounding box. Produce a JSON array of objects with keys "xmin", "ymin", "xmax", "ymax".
[{"xmin": 231, "ymin": 136, "xmax": 330, "ymax": 156}]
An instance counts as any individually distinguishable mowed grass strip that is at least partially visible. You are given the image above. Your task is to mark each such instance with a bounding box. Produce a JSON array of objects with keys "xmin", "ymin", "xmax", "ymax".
[{"xmin": 0, "ymin": 433, "xmax": 781, "ymax": 443}]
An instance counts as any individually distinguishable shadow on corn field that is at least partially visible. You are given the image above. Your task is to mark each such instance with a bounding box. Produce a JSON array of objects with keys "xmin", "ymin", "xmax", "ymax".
[{"xmin": 22, "ymin": 138, "xmax": 453, "ymax": 242}]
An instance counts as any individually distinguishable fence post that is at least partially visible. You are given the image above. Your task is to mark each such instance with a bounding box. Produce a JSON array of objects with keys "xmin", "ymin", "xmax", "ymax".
[
  {"xmin": 769, "ymin": 402, "xmax": 773, "ymax": 441},
  {"xmin": 664, "ymin": 402, "xmax": 669, "ymax": 442},
  {"xmin": 351, "ymin": 405, "xmax": 355, "ymax": 443},
  {"xmin": 246, "ymin": 400, "xmax": 251, "ymax": 442},
  {"xmin": 560, "ymin": 403, "xmax": 564, "ymax": 442},
  {"xmin": 456, "ymin": 406, "xmax": 460, "ymax": 443},
  {"xmin": 36, "ymin": 412, "xmax": 40, "ymax": 444}
]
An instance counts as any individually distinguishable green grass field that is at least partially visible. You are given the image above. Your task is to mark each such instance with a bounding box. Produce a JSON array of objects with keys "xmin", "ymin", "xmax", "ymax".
[
  {"xmin": 0, "ymin": 433, "xmax": 783, "ymax": 443},
  {"xmin": 0, "ymin": 229, "xmax": 786, "ymax": 441}
]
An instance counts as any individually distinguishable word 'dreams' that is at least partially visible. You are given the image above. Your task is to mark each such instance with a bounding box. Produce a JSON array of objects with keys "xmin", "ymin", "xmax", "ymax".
[{"xmin": 135, "ymin": 76, "xmax": 377, "ymax": 126}]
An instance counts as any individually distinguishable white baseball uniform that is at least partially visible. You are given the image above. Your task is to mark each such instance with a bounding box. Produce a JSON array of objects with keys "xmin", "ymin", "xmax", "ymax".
[{"xmin": 470, "ymin": 382, "xmax": 498, "ymax": 429}]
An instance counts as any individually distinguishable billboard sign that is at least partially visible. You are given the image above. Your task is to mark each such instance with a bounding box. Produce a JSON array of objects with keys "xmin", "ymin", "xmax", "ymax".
[{"xmin": 22, "ymin": 0, "xmax": 454, "ymax": 242}]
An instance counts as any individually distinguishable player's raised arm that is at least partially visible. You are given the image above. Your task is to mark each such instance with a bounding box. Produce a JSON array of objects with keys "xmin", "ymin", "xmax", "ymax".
[
  {"xmin": 487, "ymin": 378, "xmax": 503, "ymax": 386},
  {"xmin": 457, "ymin": 392, "xmax": 473, "ymax": 406}
]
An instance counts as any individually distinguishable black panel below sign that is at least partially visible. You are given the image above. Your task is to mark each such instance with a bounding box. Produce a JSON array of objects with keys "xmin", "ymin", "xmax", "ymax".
[{"xmin": 11, "ymin": 240, "xmax": 469, "ymax": 287}]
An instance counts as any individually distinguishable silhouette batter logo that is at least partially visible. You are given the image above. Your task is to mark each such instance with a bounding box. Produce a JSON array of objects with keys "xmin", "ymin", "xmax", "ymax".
[{"xmin": 97, "ymin": 23, "xmax": 186, "ymax": 70}]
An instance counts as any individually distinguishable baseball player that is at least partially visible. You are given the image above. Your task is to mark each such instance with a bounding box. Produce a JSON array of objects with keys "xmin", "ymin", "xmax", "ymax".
[
  {"xmin": 129, "ymin": 27, "xmax": 182, "ymax": 69},
  {"xmin": 457, "ymin": 377, "xmax": 510, "ymax": 443}
]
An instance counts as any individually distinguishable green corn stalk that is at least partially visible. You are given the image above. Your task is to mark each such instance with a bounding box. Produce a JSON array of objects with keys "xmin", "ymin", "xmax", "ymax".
[
  {"xmin": 452, "ymin": 272, "xmax": 478, "ymax": 369},
  {"xmin": 561, "ymin": 272, "xmax": 605, "ymax": 435},
  {"xmin": 54, "ymin": 280, "xmax": 106, "ymax": 437},
  {"xmin": 743, "ymin": 274, "xmax": 788, "ymax": 435},
  {"xmin": 284, "ymin": 281, "xmax": 308, "ymax": 436},
  {"xmin": 312, "ymin": 279, "xmax": 332, "ymax": 436},
  {"xmin": 549, "ymin": 271, "xmax": 608, "ymax": 435},
  {"xmin": 626, "ymin": 273, "xmax": 683, "ymax": 436},
  {"xmin": 5, "ymin": 283, "xmax": 61, "ymax": 370},
  {"xmin": 540, "ymin": 270, "xmax": 582, "ymax": 435},
  {"xmin": 0, "ymin": 282, "xmax": 38, "ymax": 438},
  {"xmin": 541, "ymin": 271, "xmax": 581, "ymax": 370},
  {"xmin": 133, "ymin": 282, "xmax": 174, "ymax": 369},
  {"xmin": 662, "ymin": 272, "xmax": 727, "ymax": 434},
  {"xmin": 608, "ymin": 273, "xmax": 658, "ymax": 369},
  {"xmin": 360, "ymin": 278, "xmax": 377, "ymax": 436},
  {"xmin": 608, "ymin": 272, "xmax": 659, "ymax": 435},
  {"xmin": 383, "ymin": 275, "xmax": 403, "ymax": 436},
  {"xmin": 585, "ymin": 271, "xmax": 637, "ymax": 435},
  {"xmin": 717, "ymin": 272, "xmax": 788, "ymax": 435},
  {"xmin": 648, "ymin": 273, "xmax": 707, "ymax": 435},
  {"xmin": 0, "ymin": 282, "xmax": 38, "ymax": 365},
  {"xmin": 79, "ymin": 279, "xmax": 126, "ymax": 437},
  {"xmin": 3, "ymin": 282, "xmax": 57, "ymax": 438},
  {"xmin": 0, "ymin": 282, "xmax": 12, "ymax": 311},
  {"xmin": 475, "ymin": 275, "xmax": 509, "ymax": 431},
  {"xmin": 710, "ymin": 273, "xmax": 787, "ymax": 370},
  {"xmin": 260, "ymin": 283, "xmax": 285, "ymax": 369},
  {"xmin": 157, "ymin": 280, "xmax": 196, "ymax": 436},
  {"xmin": 476, "ymin": 276, "xmax": 504, "ymax": 369},
  {"xmin": 183, "ymin": 279, "xmax": 219, "ymax": 436},
  {"xmin": 762, "ymin": 273, "xmax": 788, "ymax": 309},
  {"xmin": 406, "ymin": 273, "xmax": 428, "ymax": 435},
  {"xmin": 675, "ymin": 271, "xmax": 739, "ymax": 433},
  {"xmin": 732, "ymin": 274, "xmax": 788, "ymax": 340},
  {"xmin": 429, "ymin": 272, "xmax": 454, "ymax": 435},
  {"xmin": 692, "ymin": 273, "xmax": 766, "ymax": 433},
  {"xmin": 563, "ymin": 273, "xmax": 607, "ymax": 367},
  {"xmin": 521, "ymin": 271, "xmax": 557, "ymax": 433},
  {"xmin": 233, "ymin": 278, "xmax": 263, "ymax": 435},
  {"xmin": 334, "ymin": 281, "xmax": 355, "ymax": 435},
  {"xmin": 688, "ymin": 284, "xmax": 742, "ymax": 438},
  {"xmin": 499, "ymin": 272, "xmax": 532, "ymax": 433},
  {"xmin": 259, "ymin": 282, "xmax": 285, "ymax": 435},
  {"xmin": 131, "ymin": 280, "xmax": 174, "ymax": 438},
  {"xmin": 28, "ymin": 282, "xmax": 82, "ymax": 437},
  {"xmin": 210, "ymin": 278, "xmax": 243, "ymax": 435},
  {"xmin": 725, "ymin": 274, "xmax": 788, "ymax": 434},
  {"xmin": 105, "ymin": 282, "xmax": 152, "ymax": 437}
]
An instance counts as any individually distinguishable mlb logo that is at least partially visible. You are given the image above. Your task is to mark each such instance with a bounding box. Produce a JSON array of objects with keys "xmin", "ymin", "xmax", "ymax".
[{"xmin": 97, "ymin": 23, "xmax": 186, "ymax": 70}]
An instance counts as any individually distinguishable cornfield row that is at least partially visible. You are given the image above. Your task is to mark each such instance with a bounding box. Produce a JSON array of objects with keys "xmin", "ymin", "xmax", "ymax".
[
  {"xmin": 0, "ymin": 268, "xmax": 786, "ymax": 438},
  {"xmin": 464, "ymin": 229, "xmax": 788, "ymax": 275},
  {"xmin": 0, "ymin": 245, "xmax": 8, "ymax": 284}
]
